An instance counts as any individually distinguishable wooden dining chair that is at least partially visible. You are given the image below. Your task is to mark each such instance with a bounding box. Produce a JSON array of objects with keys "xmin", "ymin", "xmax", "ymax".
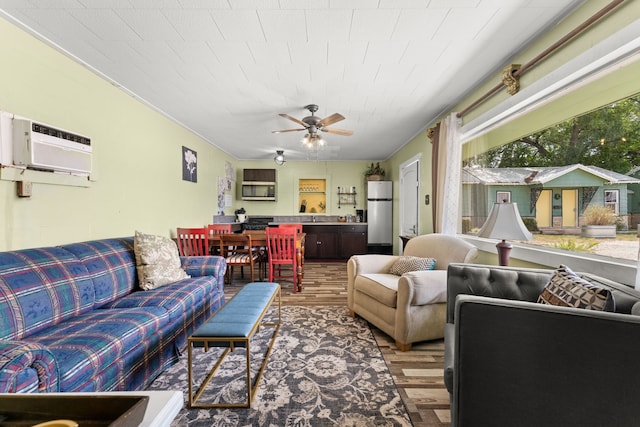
[
  {"xmin": 207, "ymin": 224, "xmax": 233, "ymax": 255},
  {"xmin": 176, "ymin": 227, "xmax": 209, "ymax": 256},
  {"xmin": 219, "ymin": 233, "xmax": 260, "ymax": 284},
  {"xmin": 265, "ymin": 227, "xmax": 299, "ymax": 292}
]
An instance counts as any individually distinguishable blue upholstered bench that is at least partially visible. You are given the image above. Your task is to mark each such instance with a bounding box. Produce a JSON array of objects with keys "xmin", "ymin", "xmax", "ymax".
[{"xmin": 187, "ymin": 282, "xmax": 281, "ymax": 408}]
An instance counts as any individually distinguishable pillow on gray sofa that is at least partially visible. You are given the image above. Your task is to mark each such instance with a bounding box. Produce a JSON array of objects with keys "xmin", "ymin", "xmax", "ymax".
[
  {"xmin": 537, "ymin": 264, "xmax": 614, "ymax": 311},
  {"xmin": 134, "ymin": 231, "xmax": 190, "ymax": 290},
  {"xmin": 389, "ymin": 256, "xmax": 436, "ymax": 275}
]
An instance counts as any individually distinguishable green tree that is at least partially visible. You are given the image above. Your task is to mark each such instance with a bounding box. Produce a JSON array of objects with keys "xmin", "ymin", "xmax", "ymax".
[{"xmin": 471, "ymin": 95, "xmax": 640, "ymax": 174}]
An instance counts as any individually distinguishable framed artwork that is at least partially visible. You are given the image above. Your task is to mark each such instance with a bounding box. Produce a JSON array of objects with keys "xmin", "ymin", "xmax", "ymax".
[{"xmin": 182, "ymin": 146, "xmax": 197, "ymax": 183}]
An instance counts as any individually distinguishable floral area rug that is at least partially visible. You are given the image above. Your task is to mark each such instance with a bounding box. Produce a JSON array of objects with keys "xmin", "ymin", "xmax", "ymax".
[{"xmin": 147, "ymin": 305, "xmax": 412, "ymax": 426}]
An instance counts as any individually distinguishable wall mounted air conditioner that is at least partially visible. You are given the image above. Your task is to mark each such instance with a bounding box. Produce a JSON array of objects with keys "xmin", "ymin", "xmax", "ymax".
[{"xmin": 12, "ymin": 119, "xmax": 91, "ymax": 174}]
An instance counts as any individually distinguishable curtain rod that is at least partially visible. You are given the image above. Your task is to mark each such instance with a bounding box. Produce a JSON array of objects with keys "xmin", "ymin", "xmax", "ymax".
[{"xmin": 457, "ymin": 0, "xmax": 626, "ymax": 119}]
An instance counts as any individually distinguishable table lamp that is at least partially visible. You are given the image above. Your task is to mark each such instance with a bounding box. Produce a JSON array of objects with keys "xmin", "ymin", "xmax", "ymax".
[{"xmin": 477, "ymin": 202, "xmax": 533, "ymax": 266}]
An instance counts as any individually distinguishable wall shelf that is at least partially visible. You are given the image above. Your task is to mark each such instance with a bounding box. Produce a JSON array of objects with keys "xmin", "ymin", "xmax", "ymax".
[
  {"xmin": 337, "ymin": 189, "xmax": 356, "ymax": 209},
  {"xmin": 298, "ymin": 178, "xmax": 326, "ymax": 213}
]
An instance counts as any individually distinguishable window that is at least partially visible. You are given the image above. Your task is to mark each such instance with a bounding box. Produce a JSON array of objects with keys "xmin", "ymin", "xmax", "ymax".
[
  {"xmin": 604, "ymin": 190, "xmax": 619, "ymax": 215},
  {"xmin": 462, "ymin": 93, "xmax": 640, "ymax": 263},
  {"xmin": 496, "ymin": 191, "xmax": 511, "ymax": 203}
]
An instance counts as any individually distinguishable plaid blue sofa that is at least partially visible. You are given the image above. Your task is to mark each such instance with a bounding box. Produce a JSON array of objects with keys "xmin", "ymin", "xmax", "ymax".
[{"xmin": 0, "ymin": 237, "xmax": 226, "ymax": 393}]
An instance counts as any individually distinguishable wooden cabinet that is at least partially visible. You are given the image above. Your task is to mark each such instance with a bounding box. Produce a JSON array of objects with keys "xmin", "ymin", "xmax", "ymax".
[
  {"xmin": 243, "ymin": 168, "xmax": 276, "ymax": 182},
  {"xmin": 303, "ymin": 225, "xmax": 338, "ymax": 259},
  {"xmin": 303, "ymin": 224, "xmax": 367, "ymax": 260},
  {"xmin": 339, "ymin": 224, "xmax": 367, "ymax": 258}
]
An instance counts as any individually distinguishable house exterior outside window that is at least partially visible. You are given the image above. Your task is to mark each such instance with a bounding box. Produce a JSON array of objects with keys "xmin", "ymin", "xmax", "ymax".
[
  {"xmin": 496, "ymin": 191, "xmax": 511, "ymax": 203},
  {"xmin": 604, "ymin": 189, "xmax": 619, "ymax": 215}
]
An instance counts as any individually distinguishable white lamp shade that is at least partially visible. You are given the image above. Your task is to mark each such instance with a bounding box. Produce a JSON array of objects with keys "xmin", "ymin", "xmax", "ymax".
[{"xmin": 477, "ymin": 202, "xmax": 533, "ymax": 241}]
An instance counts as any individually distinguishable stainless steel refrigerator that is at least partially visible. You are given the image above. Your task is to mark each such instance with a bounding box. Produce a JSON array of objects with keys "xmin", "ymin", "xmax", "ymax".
[{"xmin": 367, "ymin": 181, "xmax": 393, "ymax": 252}]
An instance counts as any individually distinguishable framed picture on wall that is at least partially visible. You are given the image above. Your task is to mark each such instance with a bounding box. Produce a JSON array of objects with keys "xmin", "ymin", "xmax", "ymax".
[{"xmin": 182, "ymin": 146, "xmax": 197, "ymax": 183}]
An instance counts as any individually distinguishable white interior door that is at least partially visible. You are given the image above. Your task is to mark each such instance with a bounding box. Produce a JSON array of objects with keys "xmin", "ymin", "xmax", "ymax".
[{"xmin": 400, "ymin": 156, "xmax": 420, "ymax": 251}]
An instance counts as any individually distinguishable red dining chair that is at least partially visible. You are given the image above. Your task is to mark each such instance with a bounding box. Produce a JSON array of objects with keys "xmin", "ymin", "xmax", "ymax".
[
  {"xmin": 265, "ymin": 227, "xmax": 299, "ymax": 292},
  {"xmin": 278, "ymin": 223, "xmax": 303, "ymax": 235},
  {"xmin": 176, "ymin": 227, "xmax": 209, "ymax": 256},
  {"xmin": 206, "ymin": 223, "xmax": 233, "ymax": 236}
]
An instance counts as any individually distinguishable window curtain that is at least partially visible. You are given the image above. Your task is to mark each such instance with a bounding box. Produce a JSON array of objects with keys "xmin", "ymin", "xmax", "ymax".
[{"xmin": 432, "ymin": 113, "xmax": 462, "ymax": 235}]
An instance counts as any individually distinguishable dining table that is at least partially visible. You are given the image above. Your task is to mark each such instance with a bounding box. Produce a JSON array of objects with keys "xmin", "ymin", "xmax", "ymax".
[{"xmin": 209, "ymin": 230, "xmax": 306, "ymax": 289}]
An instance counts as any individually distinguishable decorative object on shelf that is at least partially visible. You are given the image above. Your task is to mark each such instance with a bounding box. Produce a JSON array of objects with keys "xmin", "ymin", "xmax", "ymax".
[
  {"xmin": 300, "ymin": 200, "xmax": 307, "ymax": 213},
  {"xmin": 235, "ymin": 207, "xmax": 246, "ymax": 223},
  {"xmin": 476, "ymin": 202, "xmax": 533, "ymax": 266},
  {"xmin": 365, "ymin": 162, "xmax": 385, "ymax": 181},
  {"xmin": 337, "ymin": 185, "xmax": 357, "ymax": 209},
  {"xmin": 273, "ymin": 150, "xmax": 286, "ymax": 165}
]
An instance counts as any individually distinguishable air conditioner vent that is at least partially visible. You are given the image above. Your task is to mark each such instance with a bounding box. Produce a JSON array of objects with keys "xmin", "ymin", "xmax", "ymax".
[
  {"xmin": 31, "ymin": 122, "xmax": 91, "ymax": 146},
  {"xmin": 13, "ymin": 119, "xmax": 92, "ymax": 174}
]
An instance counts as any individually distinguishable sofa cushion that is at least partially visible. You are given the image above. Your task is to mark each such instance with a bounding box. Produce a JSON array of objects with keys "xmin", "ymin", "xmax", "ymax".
[
  {"xmin": 29, "ymin": 307, "xmax": 170, "ymax": 392},
  {"xmin": 356, "ymin": 273, "xmax": 399, "ymax": 307},
  {"xmin": 103, "ymin": 275, "xmax": 216, "ymax": 323},
  {"xmin": 389, "ymin": 256, "xmax": 436, "ymax": 275},
  {"xmin": 134, "ymin": 231, "xmax": 190, "ymax": 290},
  {"xmin": 61, "ymin": 238, "xmax": 138, "ymax": 307},
  {"xmin": 537, "ymin": 265, "xmax": 615, "ymax": 311},
  {"xmin": 0, "ymin": 247, "xmax": 95, "ymax": 341}
]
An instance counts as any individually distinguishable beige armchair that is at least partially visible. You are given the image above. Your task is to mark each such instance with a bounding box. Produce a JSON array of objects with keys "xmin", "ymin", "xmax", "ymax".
[{"xmin": 347, "ymin": 234, "xmax": 478, "ymax": 351}]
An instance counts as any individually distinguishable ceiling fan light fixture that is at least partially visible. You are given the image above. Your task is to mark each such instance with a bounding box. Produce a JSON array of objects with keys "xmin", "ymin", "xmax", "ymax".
[{"xmin": 274, "ymin": 150, "xmax": 286, "ymax": 165}]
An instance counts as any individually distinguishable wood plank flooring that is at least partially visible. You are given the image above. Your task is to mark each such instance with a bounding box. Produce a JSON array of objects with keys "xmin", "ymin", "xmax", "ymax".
[{"xmin": 224, "ymin": 261, "xmax": 451, "ymax": 426}]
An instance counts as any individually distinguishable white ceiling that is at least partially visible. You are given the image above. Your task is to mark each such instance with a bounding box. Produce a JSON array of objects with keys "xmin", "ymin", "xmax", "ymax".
[{"xmin": 0, "ymin": 0, "xmax": 585, "ymax": 162}]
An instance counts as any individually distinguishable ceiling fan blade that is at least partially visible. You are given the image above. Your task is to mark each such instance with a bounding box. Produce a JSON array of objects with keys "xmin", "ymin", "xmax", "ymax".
[
  {"xmin": 272, "ymin": 128, "xmax": 306, "ymax": 134},
  {"xmin": 318, "ymin": 113, "xmax": 345, "ymax": 127},
  {"xmin": 322, "ymin": 127, "xmax": 353, "ymax": 136},
  {"xmin": 279, "ymin": 113, "xmax": 309, "ymax": 128}
]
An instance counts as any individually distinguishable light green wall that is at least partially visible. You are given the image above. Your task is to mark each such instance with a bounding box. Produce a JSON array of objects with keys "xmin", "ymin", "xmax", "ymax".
[
  {"xmin": 0, "ymin": 16, "xmax": 377, "ymax": 250},
  {"xmin": 387, "ymin": 130, "xmax": 433, "ymax": 253},
  {"xmin": 0, "ymin": 17, "xmax": 236, "ymax": 250},
  {"xmin": 460, "ymin": 0, "xmax": 640, "ymax": 157},
  {"xmin": 229, "ymin": 160, "xmax": 372, "ymax": 218}
]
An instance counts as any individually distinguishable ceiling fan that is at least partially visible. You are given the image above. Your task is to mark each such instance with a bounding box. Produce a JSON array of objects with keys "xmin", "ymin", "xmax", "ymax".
[{"xmin": 272, "ymin": 104, "xmax": 353, "ymax": 138}]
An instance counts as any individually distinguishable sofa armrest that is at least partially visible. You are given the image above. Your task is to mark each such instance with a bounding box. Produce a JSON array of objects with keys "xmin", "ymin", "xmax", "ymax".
[
  {"xmin": 451, "ymin": 295, "xmax": 640, "ymax": 427},
  {"xmin": 0, "ymin": 341, "xmax": 59, "ymax": 393},
  {"xmin": 180, "ymin": 256, "xmax": 227, "ymax": 288},
  {"xmin": 446, "ymin": 263, "xmax": 552, "ymax": 323},
  {"xmin": 443, "ymin": 323, "xmax": 455, "ymax": 394},
  {"xmin": 348, "ymin": 255, "xmax": 398, "ymax": 276},
  {"xmin": 347, "ymin": 255, "xmax": 398, "ymax": 309}
]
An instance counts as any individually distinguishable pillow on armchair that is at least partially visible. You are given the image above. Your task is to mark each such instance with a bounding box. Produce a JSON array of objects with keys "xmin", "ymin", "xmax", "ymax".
[{"xmin": 389, "ymin": 256, "xmax": 436, "ymax": 275}]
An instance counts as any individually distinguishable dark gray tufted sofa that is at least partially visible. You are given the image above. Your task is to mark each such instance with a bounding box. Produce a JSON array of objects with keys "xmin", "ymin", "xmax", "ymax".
[{"xmin": 444, "ymin": 263, "xmax": 640, "ymax": 427}]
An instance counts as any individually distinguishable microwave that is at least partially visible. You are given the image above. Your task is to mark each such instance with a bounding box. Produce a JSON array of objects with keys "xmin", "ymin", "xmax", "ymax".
[{"xmin": 242, "ymin": 182, "xmax": 276, "ymax": 201}]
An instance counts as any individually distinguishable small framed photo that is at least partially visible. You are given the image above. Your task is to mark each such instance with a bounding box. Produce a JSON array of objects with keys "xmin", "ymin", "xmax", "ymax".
[{"xmin": 182, "ymin": 146, "xmax": 197, "ymax": 183}]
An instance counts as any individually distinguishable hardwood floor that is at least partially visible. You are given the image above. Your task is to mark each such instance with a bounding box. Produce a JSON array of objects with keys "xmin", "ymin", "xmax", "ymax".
[{"xmin": 224, "ymin": 261, "xmax": 451, "ymax": 426}]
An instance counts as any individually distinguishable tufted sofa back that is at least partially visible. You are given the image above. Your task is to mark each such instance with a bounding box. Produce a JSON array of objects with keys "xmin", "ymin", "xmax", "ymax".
[{"xmin": 446, "ymin": 263, "xmax": 640, "ymax": 324}]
